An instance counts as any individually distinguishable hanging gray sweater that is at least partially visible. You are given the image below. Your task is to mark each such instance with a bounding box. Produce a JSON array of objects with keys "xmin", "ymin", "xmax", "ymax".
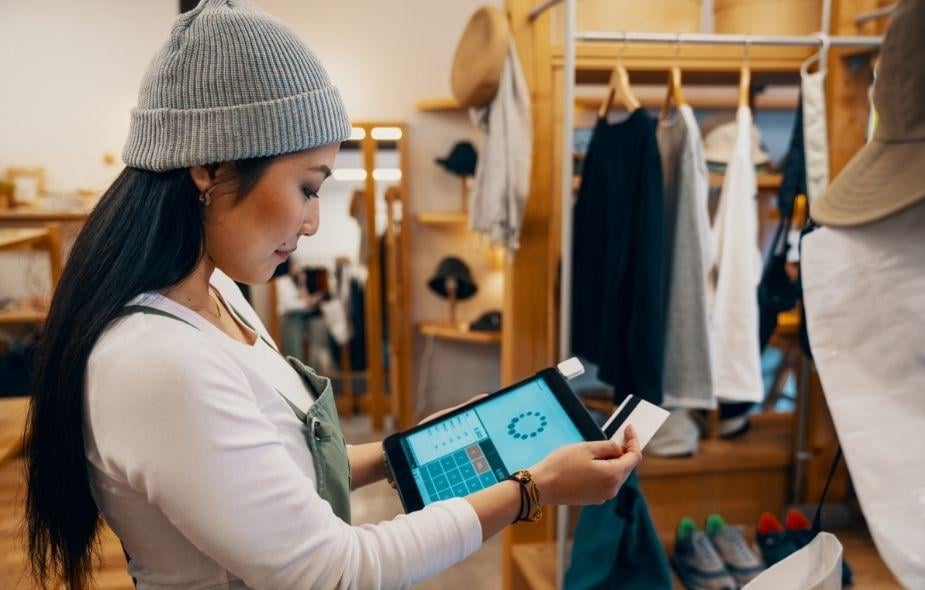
[{"xmin": 656, "ymin": 105, "xmax": 716, "ymax": 409}]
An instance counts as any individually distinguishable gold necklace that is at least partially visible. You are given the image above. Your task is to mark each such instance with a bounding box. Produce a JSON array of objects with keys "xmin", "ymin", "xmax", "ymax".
[{"xmin": 189, "ymin": 289, "xmax": 223, "ymax": 319}]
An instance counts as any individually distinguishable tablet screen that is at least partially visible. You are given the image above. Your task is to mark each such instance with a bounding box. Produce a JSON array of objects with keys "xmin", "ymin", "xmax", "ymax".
[{"xmin": 400, "ymin": 376, "xmax": 584, "ymax": 505}]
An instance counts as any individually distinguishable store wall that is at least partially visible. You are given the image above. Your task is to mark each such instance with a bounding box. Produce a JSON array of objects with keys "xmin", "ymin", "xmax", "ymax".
[
  {"xmin": 0, "ymin": 0, "xmax": 175, "ymax": 192},
  {"xmin": 0, "ymin": 0, "xmax": 502, "ymax": 417}
]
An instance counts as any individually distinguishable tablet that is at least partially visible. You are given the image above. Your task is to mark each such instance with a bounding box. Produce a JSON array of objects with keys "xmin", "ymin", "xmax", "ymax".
[{"xmin": 384, "ymin": 367, "xmax": 604, "ymax": 512}]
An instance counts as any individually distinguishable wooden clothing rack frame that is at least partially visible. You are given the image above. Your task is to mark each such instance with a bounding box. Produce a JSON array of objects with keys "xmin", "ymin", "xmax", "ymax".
[{"xmin": 501, "ymin": 0, "xmax": 885, "ymax": 588}]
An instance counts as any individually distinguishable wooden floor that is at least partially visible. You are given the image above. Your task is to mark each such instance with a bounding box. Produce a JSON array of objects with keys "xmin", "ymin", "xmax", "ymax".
[
  {"xmin": 0, "ymin": 458, "xmax": 133, "ymax": 589},
  {"xmin": 511, "ymin": 530, "xmax": 901, "ymax": 590}
]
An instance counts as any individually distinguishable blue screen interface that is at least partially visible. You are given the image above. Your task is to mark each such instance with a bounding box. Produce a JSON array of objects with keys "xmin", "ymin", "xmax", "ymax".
[{"xmin": 401, "ymin": 377, "xmax": 584, "ymax": 505}]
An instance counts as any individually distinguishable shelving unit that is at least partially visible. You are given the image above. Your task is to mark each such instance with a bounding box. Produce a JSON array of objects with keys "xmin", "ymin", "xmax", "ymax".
[
  {"xmin": 405, "ymin": 98, "xmax": 507, "ymax": 432},
  {"xmin": 711, "ymin": 172, "xmax": 783, "ymax": 190},
  {"xmin": 416, "ymin": 211, "xmax": 469, "ymax": 226},
  {"xmin": 0, "ymin": 226, "xmax": 62, "ymax": 325},
  {"xmin": 418, "ymin": 321, "xmax": 502, "ymax": 345},
  {"xmin": 415, "ymin": 97, "xmax": 464, "ymax": 112},
  {"xmin": 0, "ymin": 195, "xmax": 96, "ymax": 222},
  {"xmin": 0, "ymin": 397, "xmax": 30, "ymax": 465}
]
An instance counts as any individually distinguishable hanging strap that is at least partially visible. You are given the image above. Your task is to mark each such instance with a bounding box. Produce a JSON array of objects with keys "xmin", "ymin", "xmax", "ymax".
[
  {"xmin": 811, "ymin": 445, "xmax": 843, "ymax": 535},
  {"xmin": 122, "ymin": 304, "xmax": 200, "ymax": 330},
  {"xmin": 121, "ymin": 303, "xmax": 314, "ymax": 408}
]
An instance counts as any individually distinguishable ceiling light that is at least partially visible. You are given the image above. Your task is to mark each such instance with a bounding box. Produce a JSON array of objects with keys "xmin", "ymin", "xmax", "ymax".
[
  {"xmin": 332, "ymin": 168, "xmax": 367, "ymax": 181},
  {"xmin": 372, "ymin": 168, "xmax": 402, "ymax": 181},
  {"xmin": 371, "ymin": 127, "xmax": 403, "ymax": 141}
]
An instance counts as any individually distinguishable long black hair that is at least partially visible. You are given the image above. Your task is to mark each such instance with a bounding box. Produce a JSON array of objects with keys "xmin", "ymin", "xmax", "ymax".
[{"xmin": 24, "ymin": 158, "xmax": 272, "ymax": 589}]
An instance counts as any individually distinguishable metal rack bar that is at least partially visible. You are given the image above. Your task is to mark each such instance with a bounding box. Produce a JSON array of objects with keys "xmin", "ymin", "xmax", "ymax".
[{"xmin": 575, "ymin": 31, "xmax": 882, "ymax": 47}]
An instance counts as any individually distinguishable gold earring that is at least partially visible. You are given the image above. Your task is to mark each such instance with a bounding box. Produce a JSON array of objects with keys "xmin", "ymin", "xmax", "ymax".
[{"xmin": 198, "ymin": 188, "xmax": 213, "ymax": 207}]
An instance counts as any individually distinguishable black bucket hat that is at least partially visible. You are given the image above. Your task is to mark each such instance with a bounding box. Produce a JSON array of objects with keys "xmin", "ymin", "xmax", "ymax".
[
  {"xmin": 470, "ymin": 310, "xmax": 501, "ymax": 332},
  {"xmin": 435, "ymin": 141, "xmax": 478, "ymax": 177},
  {"xmin": 427, "ymin": 256, "xmax": 478, "ymax": 300}
]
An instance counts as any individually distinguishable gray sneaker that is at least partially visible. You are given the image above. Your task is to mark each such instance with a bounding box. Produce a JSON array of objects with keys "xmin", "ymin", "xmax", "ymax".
[
  {"xmin": 706, "ymin": 514, "xmax": 765, "ymax": 586},
  {"xmin": 673, "ymin": 518, "xmax": 737, "ymax": 590}
]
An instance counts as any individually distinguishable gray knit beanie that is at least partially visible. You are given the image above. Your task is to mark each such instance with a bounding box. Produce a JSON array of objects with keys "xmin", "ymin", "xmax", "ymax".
[{"xmin": 122, "ymin": 0, "xmax": 351, "ymax": 172}]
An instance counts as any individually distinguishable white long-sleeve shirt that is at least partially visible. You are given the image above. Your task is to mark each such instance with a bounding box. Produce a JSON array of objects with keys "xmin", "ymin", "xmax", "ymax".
[
  {"xmin": 710, "ymin": 106, "xmax": 764, "ymax": 402},
  {"xmin": 83, "ymin": 270, "xmax": 482, "ymax": 589}
]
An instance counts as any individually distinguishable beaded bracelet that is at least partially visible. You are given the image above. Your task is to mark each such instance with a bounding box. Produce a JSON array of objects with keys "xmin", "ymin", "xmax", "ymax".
[{"xmin": 506, "ymin": 470, "xmax": 543, "ymax": 523}]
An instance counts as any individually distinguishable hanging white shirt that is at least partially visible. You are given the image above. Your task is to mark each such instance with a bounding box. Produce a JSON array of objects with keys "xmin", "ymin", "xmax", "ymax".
[
  {"xmin": 710, "ymin": 106, "xmax": 764, "ymax": 402},
  {"xmin": 83, "ymin": 269, "xmax": 482, "ymax": 590}
]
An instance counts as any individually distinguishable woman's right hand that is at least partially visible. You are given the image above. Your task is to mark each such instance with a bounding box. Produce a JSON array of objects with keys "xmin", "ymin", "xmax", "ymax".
[{"xmin": 530, "ymin": 425, "xmax": 641, "ymax": 506}]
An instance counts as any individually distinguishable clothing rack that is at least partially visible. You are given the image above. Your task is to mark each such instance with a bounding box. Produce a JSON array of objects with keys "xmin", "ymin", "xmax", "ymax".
[{"xmin": 545, "ymin": 0, "xmax": 883, "ymax": 587}]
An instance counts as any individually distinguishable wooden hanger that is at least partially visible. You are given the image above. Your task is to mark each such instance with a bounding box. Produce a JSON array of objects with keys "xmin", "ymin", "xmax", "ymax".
[
  {"xmin": 660, "ymin": 38, "xmax": 686, "ymax": 120},
  {"xmin": 738, "ymin": 39, "xmax": 751, "ymax": 109},
  {"xmin": 737, "ymin": 64, "xmax": 751, "ymax": 109},
  {"xmin": 599, "ymin": 40, "xmax": 640, "ymax": 118}
]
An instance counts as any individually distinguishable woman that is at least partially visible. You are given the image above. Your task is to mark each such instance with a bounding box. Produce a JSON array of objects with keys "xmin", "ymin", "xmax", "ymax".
[{"xmin": 24, "ymin": 1, "xmax": 641, "ymax": 588}]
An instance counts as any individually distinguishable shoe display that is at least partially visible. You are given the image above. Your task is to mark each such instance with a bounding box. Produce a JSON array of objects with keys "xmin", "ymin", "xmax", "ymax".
[
  {"xmin": 784, "ymin": 508, "xmax": 855, "ymax": 586},
  {"xmin": 672, "ymin": 518, "xmax": 738, "ymax": 590},
  {"xmin": 756, "ymin": 512, "xmax": 799, "ymax": 567},
  {"xmin": 705, "ymin": 514, "xmax": 765, "ymax": 586}
]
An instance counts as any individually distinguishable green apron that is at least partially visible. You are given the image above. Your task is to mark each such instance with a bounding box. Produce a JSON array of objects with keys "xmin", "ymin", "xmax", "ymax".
[{"xmin": 120, "ymin": 305, "xmax": 352, "ymax": 522}]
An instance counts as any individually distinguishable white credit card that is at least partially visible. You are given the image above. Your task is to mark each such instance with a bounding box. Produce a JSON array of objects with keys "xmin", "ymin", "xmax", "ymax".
[{"xmin": 602, "ymin": 394, "xmax": 670, "ymax": 451}]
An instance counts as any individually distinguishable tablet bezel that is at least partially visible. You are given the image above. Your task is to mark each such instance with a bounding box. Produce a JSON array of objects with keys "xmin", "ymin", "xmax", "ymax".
[{"xmin": 383, "ymin": 367, "xmax": 604, "ymax": 512}]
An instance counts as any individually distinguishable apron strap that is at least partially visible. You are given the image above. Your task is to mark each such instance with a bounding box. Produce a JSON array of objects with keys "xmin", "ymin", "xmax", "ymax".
[
  {"xmin": 121, "ymin": 304, "xmax": 200, "ymax": 331},
  {"xmin": 120, "ymin": 302, "xmax": 316, "ymax": 411}
]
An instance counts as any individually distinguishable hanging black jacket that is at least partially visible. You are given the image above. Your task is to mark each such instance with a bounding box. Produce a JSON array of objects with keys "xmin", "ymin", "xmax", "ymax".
[{"xmin": 571, "ymin": 109, "xmax": 666, "ymax": 405}]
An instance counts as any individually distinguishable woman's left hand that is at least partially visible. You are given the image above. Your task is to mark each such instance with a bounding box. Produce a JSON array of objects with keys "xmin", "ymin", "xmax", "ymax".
[{"xmin": 418, "ymin": 393, "xmax": 489, "ymax": 426}]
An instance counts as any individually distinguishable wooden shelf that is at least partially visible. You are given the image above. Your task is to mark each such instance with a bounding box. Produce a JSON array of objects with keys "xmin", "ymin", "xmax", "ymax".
[
  {"xmin": 0, "ymin": 195, "xmax": 96, "ymax": 222},
  {"xmin": 418, "ymin": 321, "xmax": 501, "ymax": 344},
  {"xmin": 415, "ymin": 97, "xmax": 464, "ymax": 112},
  {"xmin": 710, "ymin": 172, "xmax": 783, "ymax": 190},
  {"xmin": 638, "ymin": 412, "xmax": 792, "ymax": 478},
  {"xmin": 554, "ymin": 44, "xmax": 813, "ymax": 86},
  {"xmin": 416, "ymin": 211, "xmax": 469, "ymax": 226},
  {"xmin": 0, "ymin": 228, "xmax": 50, "ymax": 251},
  {"xmin": 0, "ymin": 397, "xmax": 29, "ymax": 465},
  {"xmin": 573, "ymin": 92, "xmax": 798, "ymax": 112},
  {"xmin": 0, "ymin": 309, "xmax": 48, "ymax": 324}
]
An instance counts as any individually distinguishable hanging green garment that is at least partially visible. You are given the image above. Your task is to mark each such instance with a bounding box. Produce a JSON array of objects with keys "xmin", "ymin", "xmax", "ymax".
[{"xmin": 566, "ymin": 472, "xmax": 672, "ymax": 589}]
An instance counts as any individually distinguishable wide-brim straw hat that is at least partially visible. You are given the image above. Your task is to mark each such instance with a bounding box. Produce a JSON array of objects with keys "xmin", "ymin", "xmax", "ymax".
[{"xmin": 450, "ymin": 7, "xmax": 510, "ymax": 109}]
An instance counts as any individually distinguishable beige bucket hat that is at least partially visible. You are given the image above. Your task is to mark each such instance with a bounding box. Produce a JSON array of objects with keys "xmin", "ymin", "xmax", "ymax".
[
  {"xmin": 450, "ymin": 7, "xmax": 511, "ymax": 108},
  {"xmin": 812, "ymin": 0, "xmax": 925, "ymax": 227}
]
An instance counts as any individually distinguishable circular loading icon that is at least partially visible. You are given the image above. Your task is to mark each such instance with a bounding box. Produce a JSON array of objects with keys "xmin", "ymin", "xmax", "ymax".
[{"xmin": 507, "ymin": 411, "xmax": 548, "ymax": 440}]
